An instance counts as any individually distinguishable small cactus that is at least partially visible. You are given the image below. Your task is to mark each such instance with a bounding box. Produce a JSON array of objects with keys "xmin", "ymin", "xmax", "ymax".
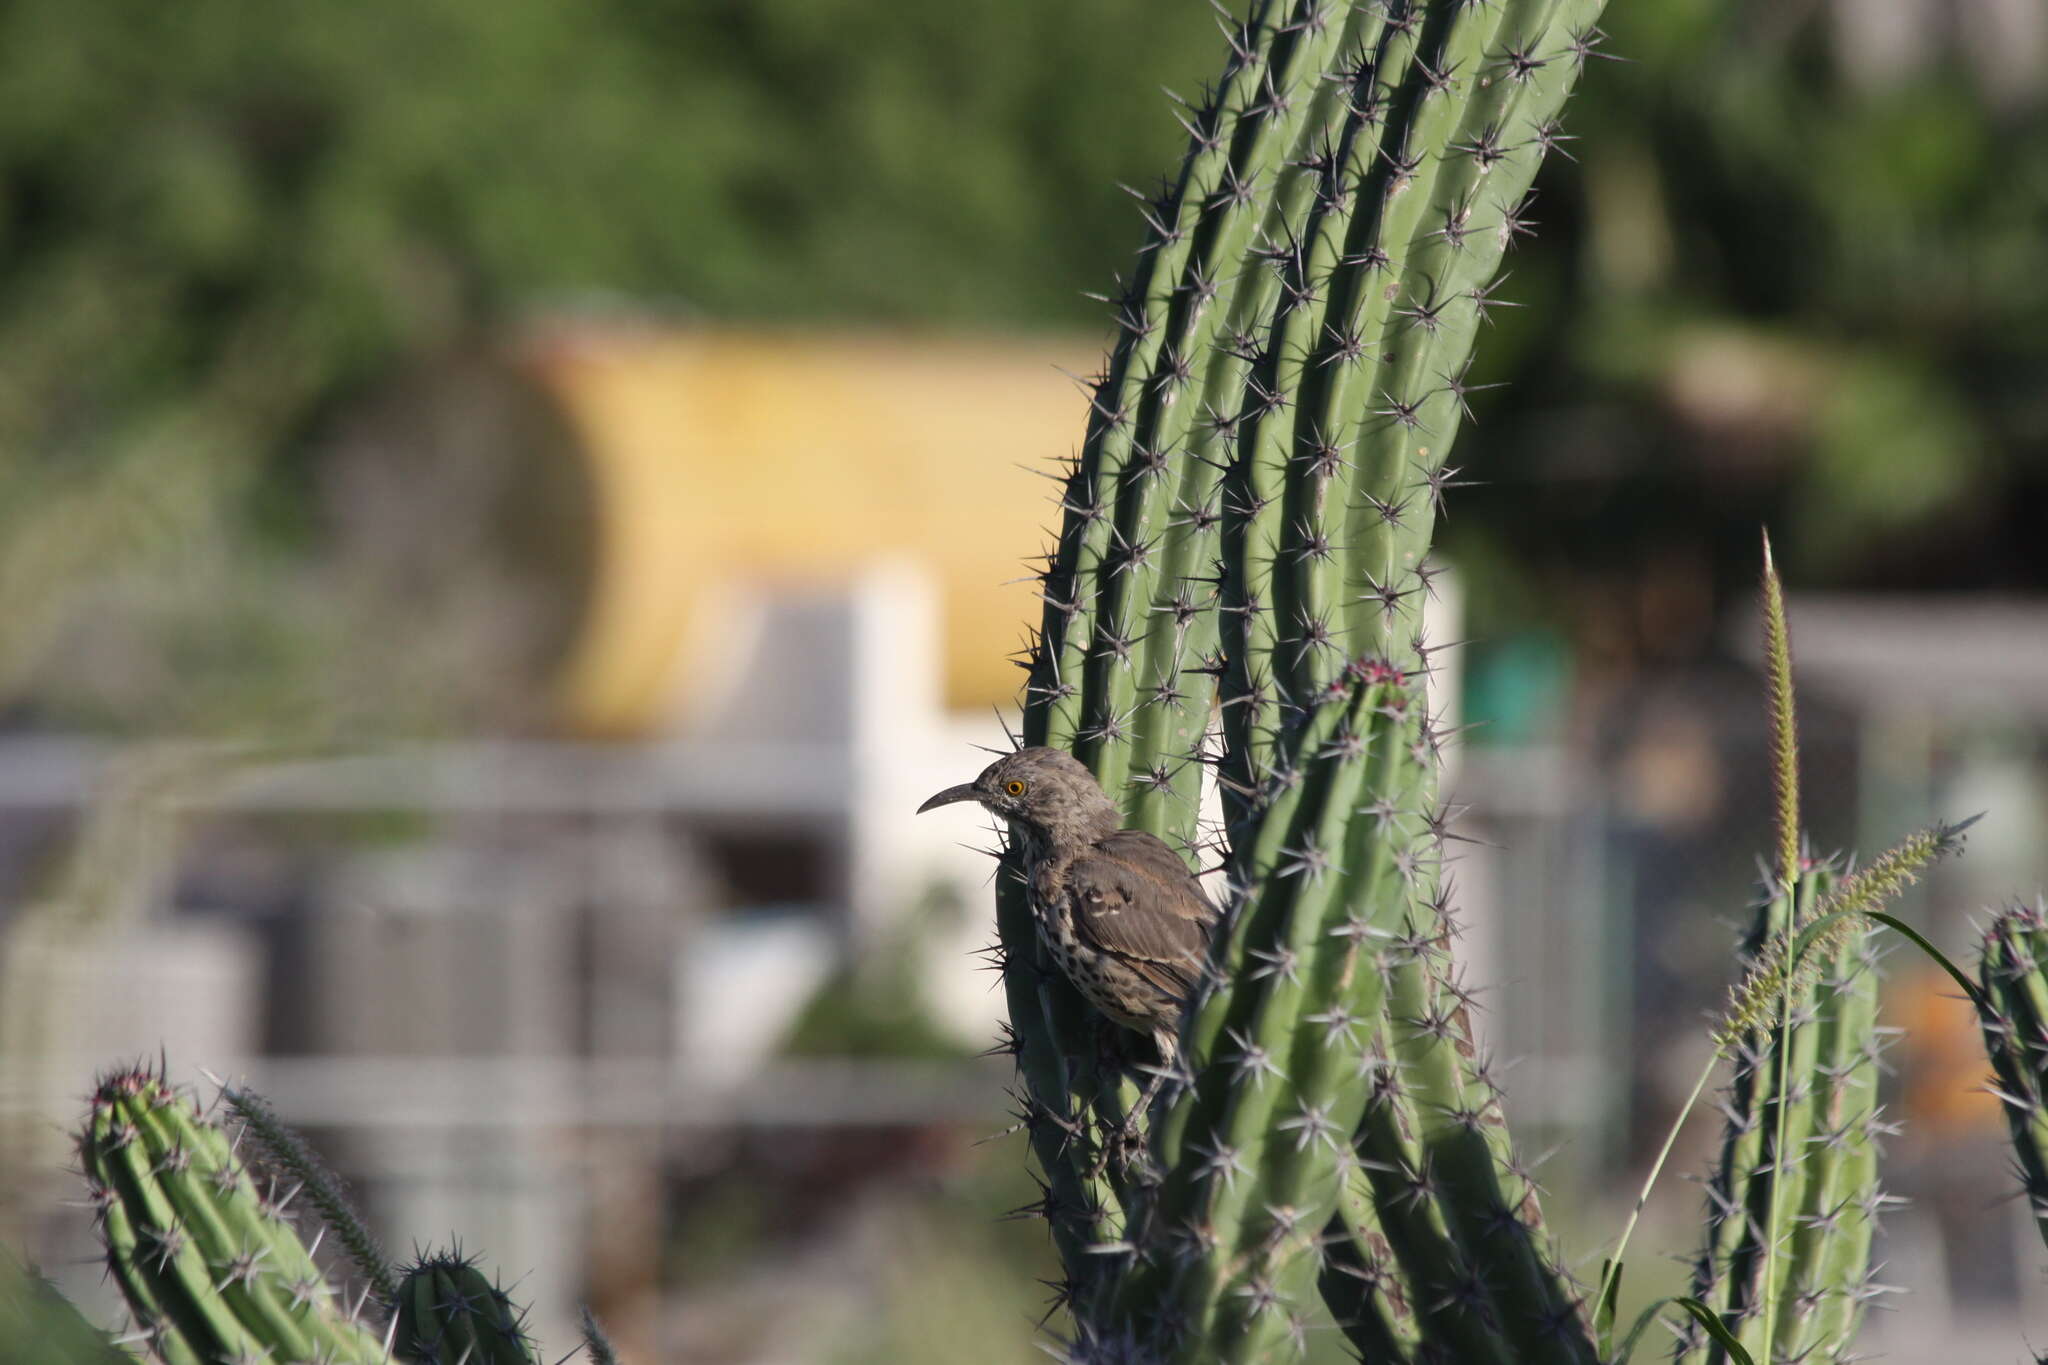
[
  {"xmin": 1663, "ymin": 546, "xmax": 1974, "ymax": 1364},
  {"xmin": 1975, "ymin": 899, "xmax": 2048, "ymax": 1254},
  {"xmin": 393, "ymin": 1251, "xmax": 542, "ymax": 1365},
  {"xmin": 75, "ymin": 1066, "xmax": 389, "ymax": 1365},
  {"xmin": 62, "ymin": 1064, "xmax": 603, "ymax": 1365},
  {"xmin": 1675, "ymin": 865, "xmax": 1893, "ymax": 1364}
]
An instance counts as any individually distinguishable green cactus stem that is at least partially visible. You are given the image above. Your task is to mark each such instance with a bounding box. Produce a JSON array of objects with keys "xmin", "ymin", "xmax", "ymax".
[
  {"xmin": 1975, "ymin": 900, "xmax": 2048, "ymax": 1257},
  {"xmin": 996, "ymin": 0, "xmax": 1611, "ymax": 1350},
  {"xmin": 1669, "ymin": 546, "xmax": 1970, "ymax": 1364},
  {"xmin": 1112, "ymin": 660, "xmax": 1437, "ymax": 1357},
  {"xmin": 0, "ymin": 1248, "xmax": 138, "ymax": 1365},
  {"xmin": 1674, "ymin": 865, "xmax": 1893, "ymax": 1365},
  {"xmin": 75, "ymin": 1066, "xmax": 389, "ymax": 1365},
  {"xmin": 1318, "ymin": 880, "xmax": 1598, "ymax": 1364},
  {"xmin": 219, "ymin": 1082, "xmax": 399, "ymax": 1307},
  {"xmin": 1003, "ymin": 0, "xmax": 1403, "ymax": 1301},
  {"xmin": 393, "ymin": 1251, "xmax": 542, "ymax": 1365}
]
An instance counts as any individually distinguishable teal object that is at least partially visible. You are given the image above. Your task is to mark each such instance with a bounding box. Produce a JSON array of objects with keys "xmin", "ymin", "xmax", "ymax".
[{"xmin": 1464, "ymin": 630, "xmax": 1572, "ymax": 745}]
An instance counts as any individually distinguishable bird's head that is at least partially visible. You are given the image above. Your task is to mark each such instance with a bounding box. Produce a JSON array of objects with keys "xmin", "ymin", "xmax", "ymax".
[{"xmin": 916, "ymin": 746, "xmax": 1118, "ymax": 841}]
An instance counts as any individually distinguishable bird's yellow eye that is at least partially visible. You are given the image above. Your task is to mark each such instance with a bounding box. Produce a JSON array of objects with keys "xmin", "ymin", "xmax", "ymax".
[{"xmin": 1005, "ymin": 780, "xmax": 1028, "ymax": 797}]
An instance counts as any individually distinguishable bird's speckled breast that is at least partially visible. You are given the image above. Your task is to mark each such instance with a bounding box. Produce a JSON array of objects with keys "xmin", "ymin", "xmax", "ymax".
[{"xmin": 1026, "ymin": 851, "xmax": 1159, "ymax": 1033}]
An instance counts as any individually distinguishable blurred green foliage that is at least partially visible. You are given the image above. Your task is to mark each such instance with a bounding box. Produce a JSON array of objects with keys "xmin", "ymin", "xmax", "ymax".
[
  {"xmin": 0, "ymin": 0, "xmax": 1220, "ymax": 730},
  {"xmin": 0, "ymin": 0, "xmax": 2041, "ymax": 731},
  {"xmin": 1448, "ymin": 1, "xmax": 2047, "ymax": 651},
  {"xmin": 0, "ymin": 0, "xmax": 1217, "ymax": 464},
  {"xmin": 786, "ymin": 885, "xmax": 974, "ymax": 1061}
]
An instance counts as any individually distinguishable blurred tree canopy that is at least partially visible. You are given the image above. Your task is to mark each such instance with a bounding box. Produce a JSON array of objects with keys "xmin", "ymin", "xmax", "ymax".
[
  {"xmin": 0, "ymin": 0, "xmax": 1219, "ymax": 462},
  {"xmin": 0, "ymin": 0, "xmax": 1219, "ymax": 728},
  {"xmin": 1449, "ymin": 0, "xmax": 2048, "ymax": 656},
  {"xmin": 0, "ymin": 0, "xmax": 2041, "ymax": 729}
]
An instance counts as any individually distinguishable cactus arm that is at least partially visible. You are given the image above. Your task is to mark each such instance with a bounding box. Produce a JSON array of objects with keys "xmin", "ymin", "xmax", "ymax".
[
  {"xmin": 77, "ymin": 1069, "xmax": 389, "ymax": 1365},
  {"xmin": 1318, "ymin": 1163, "xmax": 1427, "ymax": 1361},
  {"xmin": 991, "ymin": 896, "xmax": 1122, "ymax": 1309},
  {"xmin": 1679, "ymin": 876, "xmax": 1806, "ymax": 1364},
  {"xmin": 2, "ymin": 1243, "xmax": 149, "ymax": 1365},
  {"xmin": 1346, "ymin": 1025, "xmax": 1526, "ymax": 1365},
  {"xmin": 1316, "ymin": 875, "xmax": 1596, "ymax": 1364},
  {"xmin": 222, "ymin": 1082, "xmax": 399, "ymax": 1306},
  {"xmin": 86, "ymin": 1161, "xmax": 209, "ymax": 1365},
  {"xmin": 1004, "ymin": 5, "xmax": 1375, "ymax": 1295},
  {"xmin": 1675, "ymin": 869, "xmax": 1894, "ymax": 1365},
  {"xmin": 1782, "ymin": 941, "xmax": 1883, "ymax": 1355},
  {"xmin": 137, "ymin": 1101, "xmax": 327, "ymax": 1360},
  {"xmin": 1113, "ymin": 669, "xmax": 1429, "ymax": 1357},
  {"xmin": 1305, "ymin": 4, "xmax": 1612, "ymax": 1356},
  {"xmin": 1976, "ymin": 902, "xmax": 2048, "ymax": 1255},
  {"xmin": 86, "ymin": 1084, "xmax": 297, "ymax": 1362},
  {"xmin": 393, "ymin": 1252, "xmax": 543, "ymax": 1365},
  {"xmin": 1380, "ymin": 906, "xmax": 1597, "ymax": 1358},
  {"xmin": 1037, "ymin": 0, "xmax": 1333, "ymax": 803},
  {"xmin": 1032, "ymin": 0, "xmax": 1288, "ymax": 757},
  {"xmin": 1100, "ymin": 3, "xmax": 1366, "ymax": 833}
]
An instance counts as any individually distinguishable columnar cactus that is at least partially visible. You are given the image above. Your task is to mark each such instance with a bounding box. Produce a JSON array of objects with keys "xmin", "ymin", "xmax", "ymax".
[
  {"xmin": 1673, "ymin": 866, "xmax": 1892, "ymax": 1364},
  {"xmin": 63, "ymin": 1066, "xmax": 598, "ymax": 1365},
  {"xmin": 994, "ymin": 32, "xmax": 1984, "ymax": 1339},
  {"xmin": 75, "ymin": 1068, "xmax": 389, "ymax": 1365},
  {"xmin": 27, "ymin": 6, "xmax": 2047, "ymax": 1365},
  {"xmin": 998, "ymin": 0, "xmax": 1610, "ymax": 1354},
  {"xmin": 393, "ymin": 1252, "xmax": 541, "ymax": 1365},
  {"xmin": 1975, "ymin": 900, "xmax": 2048, "ymax": 1254}
]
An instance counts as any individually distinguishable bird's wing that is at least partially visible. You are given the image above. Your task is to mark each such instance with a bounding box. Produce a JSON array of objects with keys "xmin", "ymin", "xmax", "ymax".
[{"xmin": 1066, "ymin": 830, "xmax": 1219, "ymax": 1003}]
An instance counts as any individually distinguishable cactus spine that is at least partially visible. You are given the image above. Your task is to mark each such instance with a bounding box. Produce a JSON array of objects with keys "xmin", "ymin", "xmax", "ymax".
[{"xmin": 1000, "ymin": 0, "xmax": 1609, "ymax": 1354}]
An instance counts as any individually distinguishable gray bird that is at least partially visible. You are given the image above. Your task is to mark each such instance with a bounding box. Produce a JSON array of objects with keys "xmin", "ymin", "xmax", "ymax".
[{"xmin": 919, "ymin": 746, "xmax": 1219, "ymax": 1131}]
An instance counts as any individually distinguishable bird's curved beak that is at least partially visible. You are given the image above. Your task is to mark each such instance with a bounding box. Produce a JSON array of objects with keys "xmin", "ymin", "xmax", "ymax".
[{"xmin": 917, "ymin": 783, "xmax": 982, "ymax": 814}]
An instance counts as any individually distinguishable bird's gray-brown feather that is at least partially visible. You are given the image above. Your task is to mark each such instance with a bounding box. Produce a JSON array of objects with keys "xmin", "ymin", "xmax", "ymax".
[{"xmin": 1066, "ymin": 830, "xmax": 1216, "ymax": 1005}]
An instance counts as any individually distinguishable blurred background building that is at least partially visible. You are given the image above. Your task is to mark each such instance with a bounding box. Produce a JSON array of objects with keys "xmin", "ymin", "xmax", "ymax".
[{"xmin": 0, "ymin": 1, "xmax": 2044, "ymax": 1361}]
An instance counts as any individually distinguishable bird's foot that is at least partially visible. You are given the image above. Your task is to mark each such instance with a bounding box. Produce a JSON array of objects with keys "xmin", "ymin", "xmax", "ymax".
[{"xmin": 1089, "ymin": 1111, "xmax": 1160, "ymax": 1185}]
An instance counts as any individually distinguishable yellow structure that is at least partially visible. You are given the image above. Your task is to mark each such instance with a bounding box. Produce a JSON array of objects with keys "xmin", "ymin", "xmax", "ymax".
[{"xmin": 525, "ymin": 328, "xmax": 1098, "ymax": 735}]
